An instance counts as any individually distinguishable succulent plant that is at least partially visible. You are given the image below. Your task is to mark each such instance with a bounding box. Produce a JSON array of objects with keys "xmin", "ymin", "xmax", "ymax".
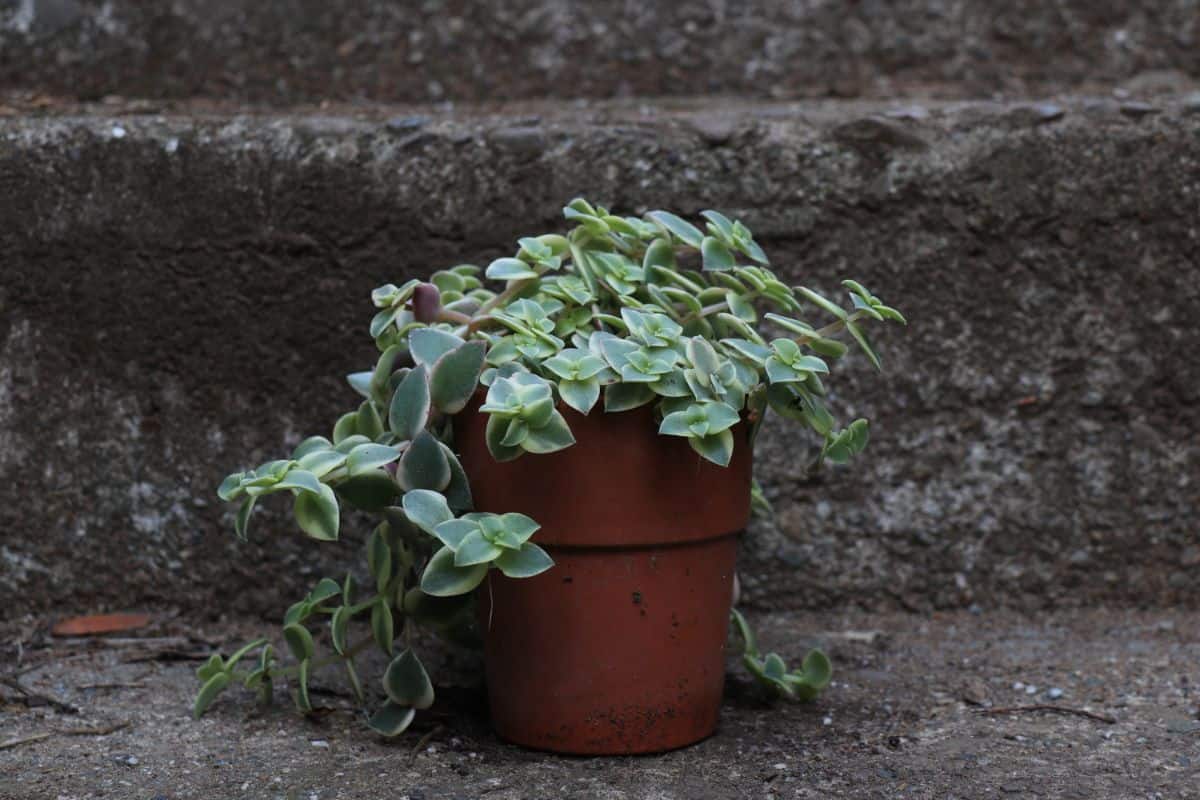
[{"xmin": 197, "ymin": 200, "xmax": 904, "ymax": 734}]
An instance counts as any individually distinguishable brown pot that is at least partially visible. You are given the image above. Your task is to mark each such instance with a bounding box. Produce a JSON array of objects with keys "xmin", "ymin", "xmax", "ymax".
[{"xmin": 454, "ymin": 395, "xmax": 752, "ymax": 755}]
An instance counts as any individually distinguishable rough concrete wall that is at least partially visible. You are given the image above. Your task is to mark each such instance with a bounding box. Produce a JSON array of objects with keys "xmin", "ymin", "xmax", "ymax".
[
  {"xmin": 1, "ymin": 99, "xmax": 1198, "ymax": 619},
  {"xmin": 1, "ymin": 1, "xmax": 1199, "ymax": 104}
]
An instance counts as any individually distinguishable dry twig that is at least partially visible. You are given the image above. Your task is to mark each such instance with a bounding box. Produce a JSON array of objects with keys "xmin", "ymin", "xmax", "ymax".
[{"xmin": 979, "ymin": 704, "xmax": 1117, "ymax": 725}]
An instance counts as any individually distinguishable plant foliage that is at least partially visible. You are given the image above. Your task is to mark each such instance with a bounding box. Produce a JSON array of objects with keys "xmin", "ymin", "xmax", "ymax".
[{"xmin": 200, "ymin": 200, "xmax": 904, "ymax": 733}]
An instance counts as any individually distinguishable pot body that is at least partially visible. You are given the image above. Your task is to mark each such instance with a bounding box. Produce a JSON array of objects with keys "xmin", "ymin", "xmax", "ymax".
[{"xmin": 455, "ymin": 397, "xmax": 752, "ymax": 754}]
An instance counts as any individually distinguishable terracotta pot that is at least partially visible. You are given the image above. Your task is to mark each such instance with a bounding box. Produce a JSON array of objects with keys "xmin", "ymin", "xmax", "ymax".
[{"xmin": 454, "ymin": 395, "xmax": 752, "ymax": 755}]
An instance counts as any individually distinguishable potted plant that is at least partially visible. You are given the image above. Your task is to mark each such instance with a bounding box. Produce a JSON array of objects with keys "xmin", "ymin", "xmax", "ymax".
[{"xmin": 197, "ymin": 199, "xmax": 905, "ymax": 754}]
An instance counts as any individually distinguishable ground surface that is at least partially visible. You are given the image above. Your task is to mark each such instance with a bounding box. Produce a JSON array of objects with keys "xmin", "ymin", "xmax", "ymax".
[{"xmin": 2, "ymin": 608, "xmax": 1197, "ymax": 799}]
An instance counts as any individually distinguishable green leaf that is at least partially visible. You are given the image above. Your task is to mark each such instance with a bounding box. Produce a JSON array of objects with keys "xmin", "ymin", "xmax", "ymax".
[
  {"xmin": 722, "ymin": 338, "xmax": 771, "ymax": 364},
  {"xmin": 367, "ymin": 702, "xmax": 416, "ymax": 736},
  {"xmin": 196, "ymin": 653, "xmax": 224, "ymax": 683},
  {"xmin": 688, "ymin": 428, "xmax": 735, "ymax": 467},
  {"xmin": 401, "ymin": 490, "xmax": 453, "ymax": 534},
  {"xmin": 217, "ymin": 472, "xmax": 244, "ymax": 502},
  {"xmin": 557, "ymin": 378, "xmax": 599, "ymax": 415},
  {"xmin": 495, "ymin": 543, "xmax": 554, "ymax": 579},
  {"xmin": 297, "ymin": 449, "xmax": 345, "ymax": 479},
  {"xmin": 432, "ymin": 518, "xmax": 478, "ymax": 550},
  {"xmin": 295, "ymin": 659, "xmax": 312, "ymax": 711},
  {"xmin": 368, "ymin": 526, "xmax": 392, "ymax": 591},
  {"xmin": 383, "ymin": 650, "xmax": 435, "ymax": 710},
  {"xmin": 807, "ymin": 337, "xmax": 849, "ymax": 358},
  {"xmin": 797, "ymin": 287, "xmax": 848, "ymax": 320},
  {"xmin": 347, "ymin": 443, "xmax": 402, "ymax": 476},
  {"xmin": 850, "ymin": 294, "xmax": 884, "ymax": 320},
  {"xmin": 371, "ymin": 600, "xmax": 394, "ymax": 655},
  {"xmin": 486, "ymin": 257, "xmax": 539, "ymax": 281},
  {"xmin": 308, "ymin": 577, "xmax": 341, "ymax": 605},
  {"xmin": 642, "ymin": 238, "xmax": 677, "ymax": 272},
  {"xmin": 420, "ymin": 546, "xmax": 489, "ymax": 597},
  {"xmin": 333, "ymin": 434, "xmax": 371, "ymax": 454},
  {"xmin": 332, "ymin": 411, "xmax": 358, "ymax": 444},
  {"xmin": 438, "ymin": 443, "xmax": 474, "ymax": 513},
  {"xmin": 192, "ymin": 672, "xmax": 231, "ymax": 719},
  {"xmin": 293, "ymin": 483, "xmax": 339, "ymax": 541},
  {"xmin": 234, "ymin": 496, "xmax": 255, "ymax": 541},
  {"xmin": 730, "ymin": 608, "xmax": 759, "ymax": 657},
  {"xmin": 520, "ymin": 412, "xmax": 576, "ymax": 454},
  {"xmin": 604, "ymin": 383, "xmax": 655, "ymax": 412},
  {"xmin": 283, "ymin": 624, "xmax": 314, "ymax": 661},
  {"xmin": 701, "ymin": 236, "xmax": 736, "ymax": 271},
  {"xmin": 765, "ymin": 356, "xmax": 802, "ymax": 384},
  {"xmin": 726, "ymin": 292, "xmax": 756, "ymax": 322},
  {"xmin": 485, "ymin": 414, "xmax": 524, "ymax": 462},
  {"xmin": 701, "ymin": 210, "xmax": 736, "ymax": 242},
  {"xmin": 293, "ymin": 436, "xmax": 334, "ymax": 460},
  {"xmin": 389, "ymin": 364, "xmax": 431, "ymax": 441},
  {"xmin": 356, "ymin": 400, "xmax": 384, "ymax": 440},
  {"xmin": 330, "ymin": 606, "xmax": 350, "ymax": 655},
  {"xmin": 792, "ymin": 649, "xmax": 832, "ymax": 691},
  {"xmin": 453, "ymin": 530, "xmax": 503, "ymax": 566},
  {"xmin": 397, "ymin": 430, "xmax": 452, "ymax": 492},
  {"xmin": 499, "ymin": 513, "xmax": 539, "ymax": 544},
  {"xmin": 686, "ymin": 336, "xmax": 721, "ymax": 375},
  {"xmin": 409, "ymin": 328, "xmax": 466, "ymax": 367},
  {"xmin": 874, "ymin": 305, "xmax": 907, "ymax": 324},
  {"xmin": 646, "ymin": 210, "xmax": 704, "ymax": 247},
  {"xmin": 347, "ymin": 370, "xmax": 374, "ymax": 399},
  {"xmin": 764, "ymin": 652, "xmax": 787, "ymax": 681},
  {"xmin": 845, "ymin": 319, "xmax": 882, "ymax": 370},
  {"xmin": 335, "ymin": 471, "xmax": 397, "ymax": 512},
  {"xmin": 429, "ymin": 340, "xmax": 486, "ymax": 414}
]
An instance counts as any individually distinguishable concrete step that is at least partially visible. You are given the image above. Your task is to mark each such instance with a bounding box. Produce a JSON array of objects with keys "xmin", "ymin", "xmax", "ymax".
[
  {"xmin": 2, "ymin": 98, "xmax": 1198, "ymax": 617},
  {"xmin": 1, "ymin": 1, "xmax": 1198, "ymax": 104}
]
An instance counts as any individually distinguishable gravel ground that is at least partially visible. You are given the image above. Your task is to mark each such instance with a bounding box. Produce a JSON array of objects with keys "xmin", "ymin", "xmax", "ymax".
[{"xmin": 2, "ymin": 607, "xmax": 1197, "ymax": 799}]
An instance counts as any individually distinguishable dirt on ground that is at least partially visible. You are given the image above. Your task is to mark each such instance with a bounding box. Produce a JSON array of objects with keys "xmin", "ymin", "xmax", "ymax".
[{"xmin": 2, "ymin": 607, "xmax": 1197, "ymax": 799}]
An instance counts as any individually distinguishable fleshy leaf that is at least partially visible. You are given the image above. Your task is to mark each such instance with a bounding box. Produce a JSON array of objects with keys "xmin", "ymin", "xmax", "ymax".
[
  {"xmin": 283, "ymin": 623, "xmax": 314, "ymax": 661},
  {"xmin": 389, "ymin": 364, "xmax": 431, "ymax": 441},
  {"xmin": 453, "ymin": 530, "xmax": 503, "ymax": 566},
  {"xmin": 293, "ymin": 483, "xmax": 339, "ymax": 541},
  {"xmin": 401, "ymin": 490, "xmax": 454, "ymax": 534},
  {"xmin": 383, "ymin": 649, "xmax": 435, "ymax": 710},
  {"xmin": 495, "ymin": 543, "xmax": 555, "ymax": 579},
  {"xmin": 409, "ymin": 328, "xmax": 466, "ymax": 367},
  {"xmin": 347, "ymin": 443, "xmax": 402, "ymax": 476},
  {"xmin": 397, "ymin": 430, "xmax": 452, "ymax": 492},
  {"xmin": 430, "ymin": 340, "xmax": 486, "ymax": 414},
  {"xmin": 420, "ymin": 546, "xmax": 489, "ymax": 597},
  {"xmin": 193, "ymin": 672, "xmax": 231, "ymax": 719},
  {"xmin": 367, "ymin": 701, "xmax": 416, "ymax": 736}
]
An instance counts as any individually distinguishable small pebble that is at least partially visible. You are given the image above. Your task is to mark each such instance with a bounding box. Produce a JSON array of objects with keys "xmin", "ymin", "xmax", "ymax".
[
  {"xmin": 1025, "ymin": 685, "xmax": 1038, "ymax": 695},
  {"xmin": 1047, "ymin": 687, "xmax": 1064, "ymax": 700},
  {"xmin": 822, "ymin": 716, "xmax": 833, "ymax": 726},
  {"xmin": 111, "ymin": 125, "xmax": 127, "ymax": 139},
  {"xmin": 311, "ymin": 739, "xmax": 330, "ymax": 748},
  {"xmin": 1012, "ymin": 682, "xmax": 1025, "ymax": 691},
  {"xmin": 124, "ymin": 755, "xmax": 139, "ymax": 766}
]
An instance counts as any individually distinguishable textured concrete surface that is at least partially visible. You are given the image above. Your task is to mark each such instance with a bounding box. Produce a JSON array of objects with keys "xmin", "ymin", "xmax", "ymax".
[
  {"xmin": 2, "ymin": 608, "xmax": 1198, "ymax": 799},
  {"xmin": 1, "ymin": 1, "xmax": 1199, "ymax": 104},
  {"xmin": 1, "ymin": 98, "xmax": 1199, "ymax": 619}
]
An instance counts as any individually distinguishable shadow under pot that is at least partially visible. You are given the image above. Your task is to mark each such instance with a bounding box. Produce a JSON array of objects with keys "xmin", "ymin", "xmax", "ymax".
[{"xmin": 453, "ymin": 395, "xmax": 752, "ymax": 755}]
